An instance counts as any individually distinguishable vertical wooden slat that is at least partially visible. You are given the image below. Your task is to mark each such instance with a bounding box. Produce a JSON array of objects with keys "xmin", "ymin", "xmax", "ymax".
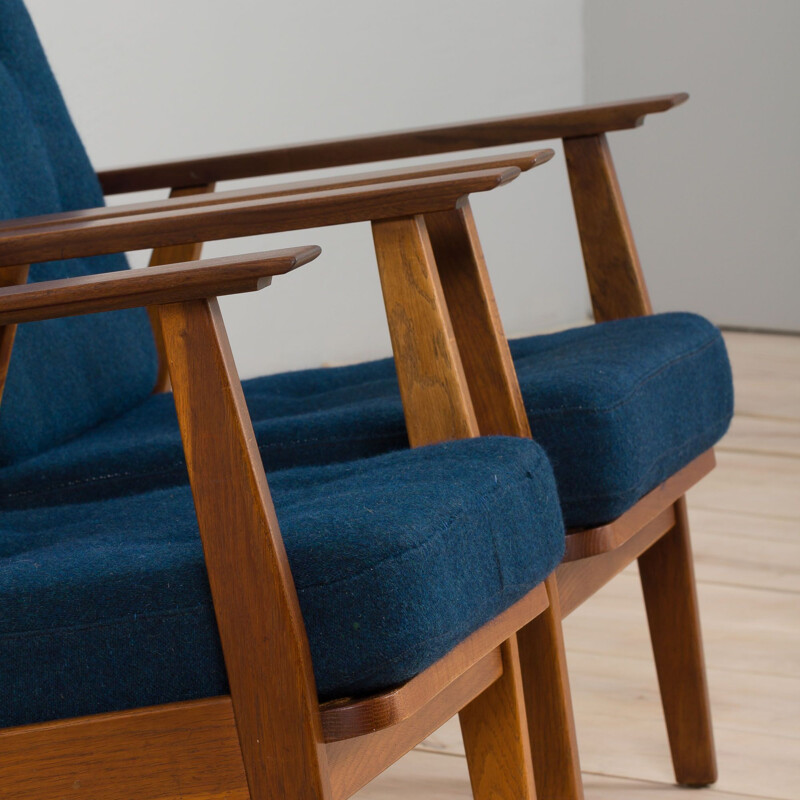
[
  {"xmin": 425, "ymin": 201, "xmax": 584, "ymax": 800},
  {"xmin": 425, "ymin": 201, "xmax": 529, "ymax": 437},
  {"xmin": 147, "ymin": 184, "xmax": 215, "ymax": 392},
  {"xmin": 459, "ymin": 635, "xmax": 538, "ymax": 799},
  {"xmin": 158, "ymin": 298, "xmax": 331, "ymax": 800},
  {"xmin": 564, "ymin": 133, "xmax": 652, "ymax": 321},
  {"xmin": 517, "ymin": 576, "xmax": 584, "ymax": 800},
  {"xmin": 371, "ymin": 214, "xmax": 479, "ymax": 444},
  {"xmin": 372, "ymin": 213, "xmax": 538, "ymax": 799}
]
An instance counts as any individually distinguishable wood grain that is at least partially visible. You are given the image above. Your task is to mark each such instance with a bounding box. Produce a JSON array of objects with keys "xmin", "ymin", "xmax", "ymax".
[
  {"xmin": 459, "ymin": 636, "xmax": 537, "ymax": 800},
  {"xmin": 422, "ymin": 200, "xmax": 582, "ymax": 798},
  {"xmin": 0, "ymin": 168, "xmax": 520, "ymax": 269},
  {"xmin": 147, "ymin": 183, "xmax": 215, "ymax": 392},
  {"xmin": 0, "ymin": 698, "xmax": 249, "ymax": 800},
  {"xmin": 371, "ymin": 214, "xmax": 479, "ymax": 445},
  {"xmin": 564, "ymin": 133, "xmax": 652, "ymax": 321},
  {"xmin": 97, "ymin": 94, "xmax": 688, "ymax": 194},
  {"xmin": 159, "ymin": 297, "xmax": 332, "ymax": 799},
  {"xmin": 638, "ymin": 496, "xmax": 718, "ymax": 786},
  {"xmin": 0, "ymin": 248, "xmax": 321, "ymax": 325},
  {"xmin": 556, "ymin": 506, "xmax": 678, "ymax": 618},
  {"xmin": 517, "ymin": 577, "xmax": 585, "ymax": 800},
  {"xmin": 327, "ymin": 654, "xmax": 501, "ymax": 800},
  {"xmin": 424, "ymin": 201, "xmax": 530, "ymax": 438},
  {"xmin": 0, "ymin": 152, "xmax": 552, "ymax": 234},
  {"xmin": 372, "ymin": 212, "xmax": 566, "ymax": 798}
]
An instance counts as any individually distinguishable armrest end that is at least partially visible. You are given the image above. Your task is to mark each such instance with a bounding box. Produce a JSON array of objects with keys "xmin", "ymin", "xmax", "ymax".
[{"xmin": 0, "ymin": 246, "xmax": 322, "ymax": 325}]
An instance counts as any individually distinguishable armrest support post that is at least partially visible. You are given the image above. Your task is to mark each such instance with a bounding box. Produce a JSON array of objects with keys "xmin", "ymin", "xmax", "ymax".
[
  {"xmin": 158, "ymin": 296, "xmax": 332, "ymax": 799},
  {"xmin": 148, "ymin": 183, "xmax": 216, "ymax": 393},
  {"xmin": 563, "ymin": 134, "xmax": 652, "ymax": 321}
]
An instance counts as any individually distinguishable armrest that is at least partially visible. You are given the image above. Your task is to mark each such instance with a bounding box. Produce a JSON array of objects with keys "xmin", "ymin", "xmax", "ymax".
[
  {"xmin": 0, "ymin": 247, "xmax": 321, "ymax": 324},
  {"xmin": 0, "ymin": 166, "xmax": 519, "ymax": 268},
  {"xmin": 97, "ymin": 93, "xmax": 687, "ymax": 194},
  {"xmin": 6, "ymin": 150, "xmax": 551, "ymax": 234}
]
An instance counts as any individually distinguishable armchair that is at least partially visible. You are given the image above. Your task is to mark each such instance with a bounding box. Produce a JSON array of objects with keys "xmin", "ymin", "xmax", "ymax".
[
  {"xmin": 0, "ymin": 3, "xmax": 582, "ymax": 799},
  {"xmin": 90, "ymin": 88, "xmax": 729, "ymax": 793}
]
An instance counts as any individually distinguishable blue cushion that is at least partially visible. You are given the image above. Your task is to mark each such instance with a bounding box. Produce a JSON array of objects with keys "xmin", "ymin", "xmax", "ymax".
[
  {"xmin": 0, "ymin": 436, "xmax": 564, "ymax": 728},
  {"xmin": 0, "ymin": 0, "xmax": 157, "ymax": 465},
  {"xmin": 0, "ymin": 313, "xmax": 733, "ymax": 527}
]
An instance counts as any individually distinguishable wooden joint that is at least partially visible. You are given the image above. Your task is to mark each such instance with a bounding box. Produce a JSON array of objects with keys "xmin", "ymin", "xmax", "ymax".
[{"xmin": 563, "ymin": 133, "xmax": 652, "ymax": 321}]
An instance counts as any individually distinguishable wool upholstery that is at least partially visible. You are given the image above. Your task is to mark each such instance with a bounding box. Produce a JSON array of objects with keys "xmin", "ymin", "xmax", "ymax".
[
  {"xmin": 0, "ymin": 0, "xmax": 157, "ymax": 465},
  {"xmin": 0, "ymin": 436, "xmax": 564, "ymax": 728},
  {"xmin": 0, "ymin": 313, "xmax": 734, "ymax": 527}
]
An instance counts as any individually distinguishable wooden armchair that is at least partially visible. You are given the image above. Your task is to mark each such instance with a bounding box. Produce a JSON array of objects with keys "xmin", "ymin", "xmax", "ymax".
[
  {"xmin": 79, "ymin": 93, "xmax": 734, "ymax": 794},
  {"xmin": 0, "ymin": 242, "xmax": 574, "ymax": 800},
  {"xmin": 0, "ymin": 2, "xmax": 732, "ymax": 798},
  {"xmin": 0, "ymin": 4, "xmax": 586, "ymax": 798}
]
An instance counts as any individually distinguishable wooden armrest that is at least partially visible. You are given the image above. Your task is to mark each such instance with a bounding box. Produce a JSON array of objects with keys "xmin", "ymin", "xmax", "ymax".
[
  {"xmin": 0, "ymin": 166, "xmax": 519, "ymax": 268},
  {"xmin": 5, "ymin": 151, "xmax": 552, "ymax": 234},
  {"xmin": 0, "ymin": 247, "xmax": 320, "ymax": 324},
  {"xmin": 97, "ymin": 94, "xmax": 687, "ymax": 194}
]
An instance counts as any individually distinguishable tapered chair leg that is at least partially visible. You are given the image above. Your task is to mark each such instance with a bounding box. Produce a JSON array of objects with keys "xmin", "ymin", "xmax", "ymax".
[
  {"xmin": 459, "ymin": 634, "xmax": 538, "ymax": 799},
  {"xmin": 638, "ymin": 495, "xmax": 718, "ymax": 786},
  {"xmin": 517, "ymin": 576, "xmax": 584, "ymax": 800}
]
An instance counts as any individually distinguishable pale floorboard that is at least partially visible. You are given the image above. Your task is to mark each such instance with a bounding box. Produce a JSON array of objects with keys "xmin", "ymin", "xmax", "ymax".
[
  {"xmin": 720, "ymin": 414, "xmax": 800, "ymax": 458},
  {"xmin": 356, "ymin": 331, "xmax": 800, "ymax": 799}
]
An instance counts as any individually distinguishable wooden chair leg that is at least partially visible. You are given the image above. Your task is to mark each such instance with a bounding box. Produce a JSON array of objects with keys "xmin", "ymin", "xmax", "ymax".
[
  {"xmin": 638, "ymin": 495, "xmax": 718, "ymax": 786},
  {"xmin": 517, "ymin": 576, "xmax": 584, "ymax": 800},
  {"xmin": 459, "ymin": 634, "xmax": 537, "ymax": 800}
]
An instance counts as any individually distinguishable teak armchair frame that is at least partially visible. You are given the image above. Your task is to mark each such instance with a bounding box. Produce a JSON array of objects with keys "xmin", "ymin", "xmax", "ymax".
[
  {"xmin": 0, "ymin": 158, "xmax": 582, "ymax": 799},
  {"xmin": 92, "ymin": 91, "xmax": 714, "ymax": 789}
]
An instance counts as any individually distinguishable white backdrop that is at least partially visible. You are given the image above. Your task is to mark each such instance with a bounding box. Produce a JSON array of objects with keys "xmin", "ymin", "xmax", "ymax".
[
  {"xmin": 27, "ymin": 0, "xmax": 590, "ymax": 377},
  {"xmin": 586, "ymin": 0, "xmax": 800, "ymax": 332}
]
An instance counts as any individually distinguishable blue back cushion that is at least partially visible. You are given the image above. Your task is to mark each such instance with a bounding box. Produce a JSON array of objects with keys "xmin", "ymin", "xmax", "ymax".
[{"xmin": 0, "ymin": 0, "xmax": 158, "ymax": 465}]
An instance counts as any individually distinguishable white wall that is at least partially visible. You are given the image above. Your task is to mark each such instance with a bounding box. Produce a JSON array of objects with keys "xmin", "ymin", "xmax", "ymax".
[
  {"xmin": 585, "ymin": 0, "xmax": 800, "ymax": 332},
  {"xmin": 27, "ymin": 0, "xmax": 589, "ymax": 377}
]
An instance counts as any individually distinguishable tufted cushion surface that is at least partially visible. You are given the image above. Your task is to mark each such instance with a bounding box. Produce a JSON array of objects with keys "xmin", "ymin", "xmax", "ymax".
[
  {"xmin": 0, "ymin": 313, "xmax": 733, "ymax": 527},
  {"xmin": 0, "ymin": 436, "xmax": 563, "ymax": 728},
  {"xmin": 0, "ymin": 0, "xmax": 157, "ymax": 465}
]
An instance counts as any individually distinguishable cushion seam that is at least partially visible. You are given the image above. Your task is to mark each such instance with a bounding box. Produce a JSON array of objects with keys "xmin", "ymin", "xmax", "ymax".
[
  {"xmin": 561, "ymin": 412, "xmax": 730, "ymax": 507},
  {"xmin": 296, "ymin": 468, "xmax": 546, "ymax": 591},
  {"xmin": 0, "ymin": 603, "xmax": 208, "ymax": 640},
  {"xmin": 323, "ymin": 580, "xmax": 540, "ymax": 688},
  {"xmin": 0, "ymin": 432, "xmax": 408, "ymax": 501},
  {"xmin": 522, "ymin": 333, "xmax": 721, "ymax": 417}
]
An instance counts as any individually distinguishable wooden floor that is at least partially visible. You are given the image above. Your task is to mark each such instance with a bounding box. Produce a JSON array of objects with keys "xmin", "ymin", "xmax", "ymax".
[{"xmin": 356, "ymin": 330, "xmax": 800, "ymax": 800}]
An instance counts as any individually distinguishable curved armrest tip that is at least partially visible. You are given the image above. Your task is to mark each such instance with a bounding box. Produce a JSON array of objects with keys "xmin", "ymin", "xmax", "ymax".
[
  {"xmin": 292, "ymin": 244, "xmax": 323, "ymax": 267},
  {"xmin": 496, "ymin": 166, "xmax": 522, "ymax": 187}
]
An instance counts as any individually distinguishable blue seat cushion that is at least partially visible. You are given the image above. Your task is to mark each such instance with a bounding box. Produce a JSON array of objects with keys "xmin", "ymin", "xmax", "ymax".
[
  {"xmin": 0, "ymin": 313, "xmax": 733, "ymax": 528},
  {"xmin": 0, "ymin": 436, "xmax": 564, "ymax": 728},
  {"xmin": 0, "ymin": 0, "xmax": 158, "ymax": 465}
]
